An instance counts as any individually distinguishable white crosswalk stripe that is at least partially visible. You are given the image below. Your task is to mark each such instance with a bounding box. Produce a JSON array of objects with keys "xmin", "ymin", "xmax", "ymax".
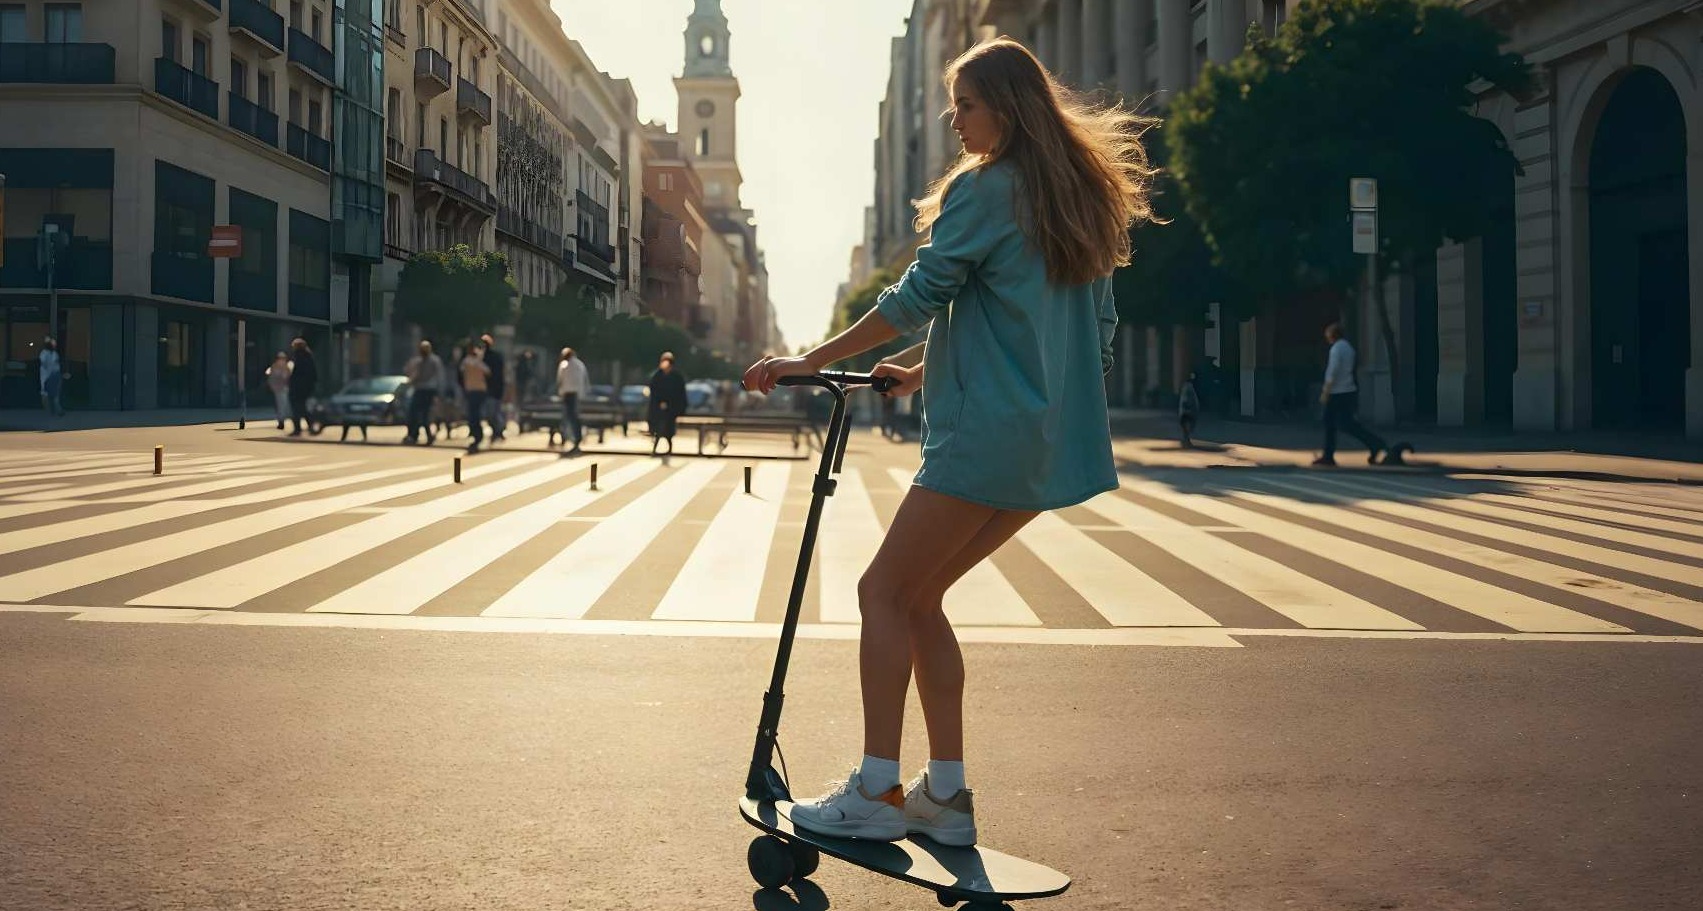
[
  {"xmin": 483, "ymin": 461, "xmax": 724, "ymax": 619},
  {"xmin": 0, "ymin": 446, "xmax": 1697, "ymax": 643}
]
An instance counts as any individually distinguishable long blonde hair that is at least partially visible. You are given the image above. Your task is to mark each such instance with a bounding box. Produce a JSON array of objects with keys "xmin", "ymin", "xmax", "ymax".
[{"xmin": 915, "ymin": 37, "xmax": 1160, "ymax": 285}]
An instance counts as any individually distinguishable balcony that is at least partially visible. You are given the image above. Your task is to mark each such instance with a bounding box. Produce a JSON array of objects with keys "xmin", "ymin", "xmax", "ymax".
[
  {"xmin": 286, "ymin": 27, "xmax": 334, "ymax": 85},
  {"xmin": 228, "ymin": 92, "xmax": 278, "ymax": 146},
  {"xmin": 229, "ymin": 0, "xmax": 285, "ymax": 56},
  {"xmin": 497, "ymin": 207, "xmax": 563, "ymax": 256},
  {"xmin": 151, "ymin": 251, "xmax": 214, "ymax": 303},
  {"xmin": 286, "ymin": 122, "xmax": 330, "ymax": 171},
  {"xmin": 383, "ymin": 19, "xmax": 406, "ymax": 49},
  {"xmin": 573, "ymin": 236, "xmax": 617, "ymax": 283},
  {"xmin": 456, "ymin": 77, "xmax": 491, "ymax": 127},
  {"xmin": 154, "ymin": 57, "xmax": 219, "ymax": 120},
  {"xmin": 385, "ymin": 136, "xmax": 410, "ymax": 168},
  {"xmin": 0, "ymin": 43, "xmax": 116, "ymax": 84},
  {"xmin": 413, "ymin": 148, "xmax": 494, "ymax": 212},
  {"xmin": 185, "ymin": 0, "xmax": 222, "ymax": 18},
  {"xmin": 413, "ymin": 46, "xmax": 451, "ymax": 98}
]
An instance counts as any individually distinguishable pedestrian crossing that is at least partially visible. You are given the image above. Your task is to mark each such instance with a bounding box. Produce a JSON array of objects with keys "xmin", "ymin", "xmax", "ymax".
[{"xmin": 0, "ymin": 445, "xmax": 1699, "ymax": 644}]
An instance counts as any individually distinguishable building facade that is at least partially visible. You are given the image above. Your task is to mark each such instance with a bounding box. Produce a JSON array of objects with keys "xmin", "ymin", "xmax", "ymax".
[
  {"xmin": 640, "ymin": 125, "xmax": 707, "ymax": 334},
  {"xmin": 0, "ymin": 0, "xmax": 372, "ymax": 411}
]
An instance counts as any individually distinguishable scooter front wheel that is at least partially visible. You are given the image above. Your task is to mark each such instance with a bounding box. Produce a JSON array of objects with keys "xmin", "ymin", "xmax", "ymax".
[
  {"xmin": 747, "ymin": 834, "xmax": 795, "ymax": 889},
  {"xmin": 788, "ymin": 841, "xmax": 820, "ymax": 878}
]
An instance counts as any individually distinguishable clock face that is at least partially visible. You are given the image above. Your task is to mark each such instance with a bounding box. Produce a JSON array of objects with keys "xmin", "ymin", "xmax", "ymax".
[
  {"xmin": 696, "ymin": 100, "xmax": 715, "ymax": 118},
  {"xmin": 699, "ymin": 34, "xmax": 715, "ymax": 57}
]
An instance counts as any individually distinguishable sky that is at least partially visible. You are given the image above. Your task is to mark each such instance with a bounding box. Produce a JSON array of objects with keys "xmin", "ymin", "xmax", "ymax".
[{"xmin": 550, "ymin": 0, "xmax": 917, "ymax": 351}]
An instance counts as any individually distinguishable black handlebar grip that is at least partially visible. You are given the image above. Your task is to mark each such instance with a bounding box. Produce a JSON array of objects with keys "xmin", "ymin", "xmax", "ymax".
[{"xmin": 776, "ymin": 371, "xmax": 896, "ymax": 393}]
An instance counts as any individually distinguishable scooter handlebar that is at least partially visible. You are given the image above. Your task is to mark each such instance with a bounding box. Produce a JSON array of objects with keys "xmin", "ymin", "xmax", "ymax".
[{"xmin": 776, "ymin": 371, "xmax": 896, "ymax": 393}]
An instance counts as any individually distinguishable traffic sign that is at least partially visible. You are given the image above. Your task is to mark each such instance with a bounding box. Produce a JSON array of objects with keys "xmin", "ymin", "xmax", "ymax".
[
  {"xmin": 208, "ymin": 224, "xmax": 243, "ymax": 258},
  {"xmin": 1350, "ymin": 177, "xmax": 1378, "ymax": 211}
]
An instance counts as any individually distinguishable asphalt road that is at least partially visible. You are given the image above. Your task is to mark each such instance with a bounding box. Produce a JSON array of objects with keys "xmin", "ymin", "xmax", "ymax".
[{"xmin": 3, "ymin": 611, "xmax": 1699, "ymax": 911}]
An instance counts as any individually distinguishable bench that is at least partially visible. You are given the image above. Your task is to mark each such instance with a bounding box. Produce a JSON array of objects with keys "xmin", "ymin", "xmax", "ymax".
[
  {"xmin": 517, "ymin": 397, "xmax": 630, "ymax": 446},
  {"xmin": 676, "ymin": 413, "xmax": 822, "ymax": 455}
]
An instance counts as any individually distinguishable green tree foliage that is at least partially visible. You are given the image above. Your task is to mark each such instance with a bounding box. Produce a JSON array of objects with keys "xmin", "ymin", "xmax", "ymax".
[
  {"xmin": 516, "ymin": 289, "xmax": 737, "ymax": 381},
  {"xmin": 1168, "ymin": 0, "xmax": 1530, "ymax": 308},
  {"xmin": 394, "ymin": 244, "xmax": 516, "ymax": 346},
  {"xmin": 1115, "ymin": 125, "xmax": 1238, "ymax": 327}
]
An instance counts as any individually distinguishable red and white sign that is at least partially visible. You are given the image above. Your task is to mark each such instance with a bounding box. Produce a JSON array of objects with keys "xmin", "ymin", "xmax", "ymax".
[{"xmin": 208, "ymin": 224, "xmax": 243, "ymax": 258}]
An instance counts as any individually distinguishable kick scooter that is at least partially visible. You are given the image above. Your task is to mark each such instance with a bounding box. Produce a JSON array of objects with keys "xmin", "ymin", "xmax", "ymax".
[{"xmin": 738, "ymin": 371, "xmax": 1070, "ymax": 910}]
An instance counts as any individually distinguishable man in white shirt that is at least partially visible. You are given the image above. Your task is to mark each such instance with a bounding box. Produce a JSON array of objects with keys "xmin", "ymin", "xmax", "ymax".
[
  {"xmin": 555, "ymin": 346, "xmax": 591, "ymax": 453},
  {"xmin": 1316, "ymin": 323, "xmax": 1389, "ymax": 466}
]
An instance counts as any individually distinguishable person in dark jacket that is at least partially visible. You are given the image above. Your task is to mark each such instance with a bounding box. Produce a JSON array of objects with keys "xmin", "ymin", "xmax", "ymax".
[
  {"xmin": 480, "ymin": 333, "xmax": 506, "ymax": 442},
  {"xmin": 286, "ymin": 337, "xmax": 317, "ymax": 436},
  {"xmin": 646, "ymin": 351, "xmax": 689, "ymax": 455}
]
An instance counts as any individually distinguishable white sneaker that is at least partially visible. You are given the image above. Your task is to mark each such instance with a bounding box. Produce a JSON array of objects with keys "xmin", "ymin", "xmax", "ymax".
[
  {"xmin": 903, "ymin": 772, "xmax": 978, "ymax": 846},
  {"xmin": 788, "ymin": 769, "xmax": 907, "ymax": 842}
]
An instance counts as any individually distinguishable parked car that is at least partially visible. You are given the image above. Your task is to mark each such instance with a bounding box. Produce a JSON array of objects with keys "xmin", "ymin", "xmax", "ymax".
[
  {"xmin": 323, "ymin": 375, "xmax": 410, "ymax": 427},
  {"xmin": 685, "ymin": 380, "xmax": 717, "ymax": 413},
  {"xmin": 619, "ymin": 384, "xmax": 649, "ymax": 411}
]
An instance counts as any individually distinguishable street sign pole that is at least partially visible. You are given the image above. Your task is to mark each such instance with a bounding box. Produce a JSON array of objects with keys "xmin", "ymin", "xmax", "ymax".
[
  {"xmin": 237, "ymin": 318, "xmax": 247, "ymax": 430},
  {"xmin": 1350, "ymin": 178, "xmax": 1380, "ymax": 343}
]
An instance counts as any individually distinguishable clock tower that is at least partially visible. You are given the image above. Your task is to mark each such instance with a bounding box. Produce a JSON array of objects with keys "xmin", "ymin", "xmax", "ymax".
[{"xmin": 675, "ymin": 0, "xmax": 742, "ymax": 212}]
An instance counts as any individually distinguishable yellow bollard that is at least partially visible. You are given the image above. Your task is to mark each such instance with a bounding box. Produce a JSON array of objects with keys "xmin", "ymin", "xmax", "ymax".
[
  {"xmin": 153, "ymin": 445, "xmax": 163, "ymax": 475},
  {"xmin": 744, "ymin": 465, "xmax": 752, "ymax": 495},
  {"xmin": 590, "ymin": 462, "xmax": 598, "ymax": 491},
  {"xmin": 453, "ymin": 456, "xmax": 462, "ymax": 484}
]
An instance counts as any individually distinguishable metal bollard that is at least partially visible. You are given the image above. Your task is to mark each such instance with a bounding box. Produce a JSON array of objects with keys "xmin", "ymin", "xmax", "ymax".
[
  {"xmin": 744, "ymin": 465, "xmax": 752, "ymax": 495},
  {"xmin": 590, "ymin": 462, "xmax": 598, "ymax": 491},
  {"xmin": 453, "ymin": 456, "xmax": 462, "ymax": 484},
  {"xmin": 153, "ymin": 445, "xmax": 163, "ymax": 475}
]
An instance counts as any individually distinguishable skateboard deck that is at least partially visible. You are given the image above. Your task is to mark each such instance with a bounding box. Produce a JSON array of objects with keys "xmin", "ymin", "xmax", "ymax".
[{"xmin": 739, "ymin": 796, "xmax": 1070, "ymax": 903}]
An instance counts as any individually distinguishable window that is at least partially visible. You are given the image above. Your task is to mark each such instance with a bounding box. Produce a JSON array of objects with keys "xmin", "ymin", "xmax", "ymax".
[
  {"xmin": 438, "ymin": 22, "xmax": 446, "ymax": 53},
  {"xmin": 230, "ymin": 57, "xmax": 247, "ymax": 98},
  {"xmin": 416, "ymin": 6, "xmax": 424, "ymax": 45},
  {"xmin": 191, "ymin": 34, "xmax": 209, "ymax": 77},
  {"xmin": 308, "ymin": 97, "xmax": 322, "ymax": 134},
  {"xmin": 0, "ymin": 6, "xmax": 26, "ymax": 43},
  {"xmin": 227, "ymin": 187, "xmax": 278, "ymax": 310},
  {"xmin": 289, "ymin": 87, "xmax": 302, "ymax": 125},
  {"xmin": 160, "ymin": 19, "xmax": 178, "ymax": 61},
  {"xmin": 385, "ymin": 193, "xmax": 402, "ymax": 248},
  {"xmin": 290, "ymin": 1, "xmax": 303, "ymax": 32},
  {"xmin": 697, "ymin": 129, "xmax": 709, "ymax": 157},
  {"xmin": 287, "ymin": 209, "xmax": 330, "ymax": 319},
  {"xmin": 470, "ymin": 54, "xmax": 478, "ymax": 83},
  {"xmin": 473, "ymin": 140, "xmax": 481, "ymax": 175},
  {"xmin": 415, "ymin": 101, "xmax": 425, "ymax": 147},
  {"xmin": 44, "ymin": 3, "xmax": 81, "ymax": 43},
  {"xmin": 658, "ymin": 173, "xmax": 672, "ymax": 192},
  {"xmin": 257, "ymin": 71, "xmax": 272, "ymax": 111},
  {"xmin": 154, "ymin": 160, "xmax": 213, "ymax": 259},
  {"xmin": 439, "ymin": 117, "xmax": 448, "ymax": 157},
  {"xmin": 310, "ymin": 8, "xmax": 321, "ymax": 44},
  {"xmin": 1261, "ymin": 0, "xmax": 1287, "ymax": 33},
  {"xmin": 386, "ymin": 88, "xmax": 402, "ymax": 138}
]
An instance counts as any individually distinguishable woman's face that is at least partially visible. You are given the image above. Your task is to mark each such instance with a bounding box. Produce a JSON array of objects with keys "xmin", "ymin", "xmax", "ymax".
[{"xmin": 949, "ymin": 77, "xmax": 1000, "ymax": 156}]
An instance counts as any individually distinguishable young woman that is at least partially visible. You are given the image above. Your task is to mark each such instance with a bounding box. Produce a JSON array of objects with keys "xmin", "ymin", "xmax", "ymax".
[{"xmin": 742, "ymin": 37, "xmax": 1157, "ymax": 846}]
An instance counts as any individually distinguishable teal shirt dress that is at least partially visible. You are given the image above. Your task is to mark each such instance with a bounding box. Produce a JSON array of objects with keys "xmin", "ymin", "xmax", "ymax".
[{"xmin": 875, "ymin": 162, "xmax": 1120, "ymax": 512}]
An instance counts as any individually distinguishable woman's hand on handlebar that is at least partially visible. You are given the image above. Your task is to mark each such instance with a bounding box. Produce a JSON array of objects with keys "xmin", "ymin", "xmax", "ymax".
[
  {"xmin": 743, "ymin": 354, "xmax": 816, "ymax": 395},
  {"xmin": 871, "ymin": 362, "xmax": 922, "ymax": 398}
]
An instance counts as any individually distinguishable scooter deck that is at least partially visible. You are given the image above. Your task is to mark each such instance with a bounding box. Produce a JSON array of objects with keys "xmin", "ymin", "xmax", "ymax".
[{"xmin": 739, "ymin": 797, "xmax": 1070, "ymax": 902}]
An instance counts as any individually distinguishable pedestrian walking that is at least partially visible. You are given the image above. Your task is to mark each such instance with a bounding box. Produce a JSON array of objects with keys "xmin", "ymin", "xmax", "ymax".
[
  {"xmin": 1314, "ymin": 322, "xmax": 1389, "ymax": 466},
  {"xmin": 514, "ymin": 349, "xmax": 536, "ymax": 404},
  {"xmin": 459, "ymin": 340, "xmax": 492, "ymax": 453},
  {"xmin": 38, "ymin": 338, "xmax": 64, "ymax": 417},
  {"xmin": 403, "ymin": 340, "xmax": 444, "ymax": 445},
  {"xmin": 556, "ymin": 346, "xmax": 590, "ymax": 453},
  {"xmin": 480, "ymin": 333, "xmax": 506, "ymax": 443},
  {"xmin": 741, "ymin": 37, "xmax": 1155, "ymax": 845},
  {"xmin": 265, "ymin": 351, "xmax": 291, "ymax": 429},
  {"xmin": 1178, "ymin": 372, "xmax": 1201, "ymax": 449},
  {"xmin": 647, "ymin": 351, "xmax": 689, "ymax": 456},
  {"xmin": 286, "ymin": 338, "xmax": 317, "ymax": 437}
]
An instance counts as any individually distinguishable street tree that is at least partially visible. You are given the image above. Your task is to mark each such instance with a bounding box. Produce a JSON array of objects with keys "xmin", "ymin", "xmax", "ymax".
[
  {"xmin": 394, "ymin": 244, "xmax": 516, "ymax": 347},
  {"xmin": 1167, "ymin": 0, "xmax": 1529, "ymax": 405}
]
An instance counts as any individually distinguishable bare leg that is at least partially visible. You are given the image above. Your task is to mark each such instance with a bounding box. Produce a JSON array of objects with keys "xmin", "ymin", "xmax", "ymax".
[
  {"xmin": 856, "ymin": 486, "xmax": 999, "ymax": 761},
  {"xmin": 904, "ymin": 508, "xmax": 1039, "ymax": 761}
]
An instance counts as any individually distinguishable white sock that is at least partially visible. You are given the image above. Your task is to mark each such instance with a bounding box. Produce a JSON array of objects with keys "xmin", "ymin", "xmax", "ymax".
[
  {"xmin": 858, "ymin": 754, "xmax": 901, "ymax": 794},
  {"xmin": 927, "ymin": 760, "xmax": 966, "ymax": 799}
]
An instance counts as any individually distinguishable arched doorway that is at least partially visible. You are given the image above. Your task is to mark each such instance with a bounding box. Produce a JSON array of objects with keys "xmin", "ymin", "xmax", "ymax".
[{"xmin": 1588, "ymin": 67, "xmax": 1691, "ymax": 429}]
